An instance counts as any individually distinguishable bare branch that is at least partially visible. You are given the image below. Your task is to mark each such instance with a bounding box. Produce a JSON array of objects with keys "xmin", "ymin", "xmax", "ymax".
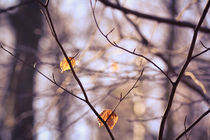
[
  {"xmin": 98, "ymin": 0, "xmax": 210, "ymax": 34},
  {"xmin": 128, "ymin": 116, "xmax": 161, "ymax": 122},
  {"xmin": 38, "ymin": 1, "xmax": 89, "ymax": 101},
  {"xmin": 106, "ymin": 69, "xmax": 144, "ymax": 123},
  {"xmin": 184, "ymin": 116, "xmax": 189, "ymax": 140},
  {"xmin": 200, "ymin": 41, "xmax": 208, "ymax": 49},
  {"xmin": 190, "ymin": 41, "xmax": 210, "ymax": 60},
  {"xmin": 175, "ymin": 108, "xmax": 210, "ymax": 140},
  {"xmin": 158, "ymin": 1, "xmax": 210, "ymax": 139},
  {"xmin": 114, "ymin": 0, "xmax": 149, "ymax": 45},
  {"xmin": 113, "ymin": 69, "xmax": 144, "ymax": 112},
  {"xmin": 37, "ymin": 1, "xmax": 115, "ymax": 139},
  {"xmin": 89, "ymin": 0, "xmax": 173, "ymax": 85},
  {"xmin": 0, "ymin": 43, "xmax": 85, "ymax": 102},
  {"xmin": 191, "ymin": 48, "xmax": 210, "ymax": 60}
]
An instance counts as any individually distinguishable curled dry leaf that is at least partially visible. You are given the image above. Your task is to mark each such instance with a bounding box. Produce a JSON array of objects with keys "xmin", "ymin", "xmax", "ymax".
[
  {"xmin": 60, "ymin": 57, "xmax": 76, "ymax": 73},
  {"xmin": 98, "ymin": 109, "xmax": 118, "ymax": 130}
]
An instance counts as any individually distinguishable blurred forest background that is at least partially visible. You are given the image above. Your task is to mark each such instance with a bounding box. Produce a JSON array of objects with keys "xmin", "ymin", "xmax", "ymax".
[{"xmin": 0, "ymin": 0, "xmax": 210, "ymax": 140}]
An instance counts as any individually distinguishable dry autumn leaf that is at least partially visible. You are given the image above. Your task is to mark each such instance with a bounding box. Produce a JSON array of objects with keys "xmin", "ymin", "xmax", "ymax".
[
  {"xmin": 60, "ymin": 57, "xmax": 76, "ymax": 73},
  {"xmin": 98, "ymin": 109, "xmax": 118, "ymax": 130},
  {"xmin": 111, "ymin": 62, "xmax": 119, "ymax": 72}
]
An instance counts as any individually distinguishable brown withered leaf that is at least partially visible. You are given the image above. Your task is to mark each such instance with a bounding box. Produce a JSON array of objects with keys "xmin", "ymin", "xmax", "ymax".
[{"xmin": 98, "ymin": 109, "xmax": 118, "ymax": 130}]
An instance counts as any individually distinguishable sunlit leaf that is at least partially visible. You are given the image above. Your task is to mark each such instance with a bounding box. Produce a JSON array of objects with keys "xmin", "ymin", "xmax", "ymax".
[
  {"xmin": 98, "ymin": 109, "xmax": 118, "ymax": 130},
  {"xmin": 111, "ymin": 62, "xmax": 119, "ymax": 72},
  {"xmin": 60, "ymin": 57, "xmax": 76, "ymax": 73},
  {"xmin": 184, "ymin": 71, "xmax": 207, "ymax": 94}
]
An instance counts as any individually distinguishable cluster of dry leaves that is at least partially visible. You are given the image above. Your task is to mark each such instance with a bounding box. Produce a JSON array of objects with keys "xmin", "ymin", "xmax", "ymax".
[{"xmin": 60, "ymin": 57, "xmax": 118, "ymax": 129}]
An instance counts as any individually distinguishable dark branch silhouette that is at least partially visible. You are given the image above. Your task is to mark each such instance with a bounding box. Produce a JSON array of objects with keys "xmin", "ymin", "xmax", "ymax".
[
  {"xmin": 158, "ymin": 1, "xmax": 210, "ymax": 139},
  {"xmin": 36, "ymin": 0, "xmax": 115, "ymax": 139},
  {"xmin": 98, "ymin": 0, "xmax": 210, "ymax": 34},
  {"xmin": 175, "ymin": 108, "xmax": 210, "ymax": 140},
  {"xmin": 0, "ymin": 0, "xmax": 209, "ymax": 139},
  {"xmin": 89, "ymin": 0, "xmax": 173, "ymax": 85},
  {"xmin": 90, "ymin": 0, "xmax": 210, "ymax": 139},
  {"xmin": 0, "ymin": 43, "xmax": 85, "ymax": 102}
]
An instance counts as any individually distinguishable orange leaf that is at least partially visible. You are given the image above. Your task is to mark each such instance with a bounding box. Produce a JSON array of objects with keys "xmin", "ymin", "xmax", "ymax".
[
  {"xmin": 60, "ymin": 57, "xmax": 76, "ymax": 73},
  {"xmin": 98, "ymin": 109, "xmax": 118, "ymax": 130},
  {"xmin": 111, "ymin": 62, "xmax": 119, "ymax": 72}
]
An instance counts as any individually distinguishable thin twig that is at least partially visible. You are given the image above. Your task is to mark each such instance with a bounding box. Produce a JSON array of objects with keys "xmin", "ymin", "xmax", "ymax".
[
  {"xmin": 1, "ymin": 0, "xmax": 210, "ymax": 34},
  {"xmin": 106, "ymin": 69, "xmax": 144, "ymax": 123},
  {"xmin": 175, "ymin": 108, "xmax": 210, "ymax": 140},
  {"xmin": 0, "ymin": 43, "xmax": 85, "ymax": 102},
  {"xmin": 191, "ymin": 48, "xmax": 210, "ymax": 60},
  {"xmin": 89, "ymin": 0, "xmax": 173, "ymax": 85},
  {"xmin": 98, "ymin": 0, "xmax": 210, "ymax": 34},
  {"xmin": 128, "ymin": 116, "xmax": 161, "ymax": 122},
  {"xmin": 37, "ymin": 0, "xmax": 115, "ymax": 139},
  {"xmin": 115, "ymin": 0, "xmax": 148, "ymax": 45},
  {"xmin": 113, "ymin": 69, "xmax": 144, "ymax": 112},
  {"xmin": 158, "ymin": 1, "xmax": 210, "ymax": 139},
  {"xmin": 37, "ymin": 0, "xmax": 89, "ymax": 102},
  {"xmin": 190, "ymin": 41, "xmax": 210, "ymax": 60},
  {"xmin": 184, "ymin": 116, "xmax": 189, "ymax": 140},
  {"xmin": 200, "ymin": 41, "xmax": 208, "ymax": 49}
]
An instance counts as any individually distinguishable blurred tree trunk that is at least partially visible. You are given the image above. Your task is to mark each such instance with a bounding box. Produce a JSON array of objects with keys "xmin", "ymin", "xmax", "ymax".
[
  {"xmin": 56, "ymin": 68, "xmax": 72, "ymax": 140},
  {"xmin": 3, "ymin": 1, "xmax": 42, "ymax": 139},
  {"xmin": 164, "ymin": 0, "xmax": 177, "ymax": 139},
  {"xmin": 58, "ymin": 93, "xmax": 72, "ymax": 140}
]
